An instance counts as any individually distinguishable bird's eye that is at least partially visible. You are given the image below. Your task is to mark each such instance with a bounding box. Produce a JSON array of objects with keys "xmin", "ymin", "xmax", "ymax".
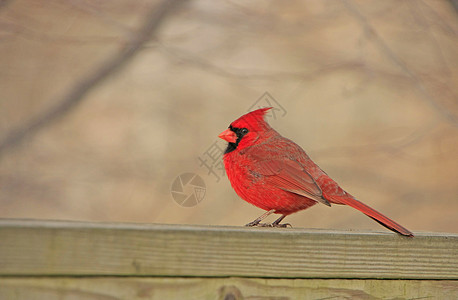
[{"xmin": 240, "ymin": 128, "xmax": 249, "ymax": 135}]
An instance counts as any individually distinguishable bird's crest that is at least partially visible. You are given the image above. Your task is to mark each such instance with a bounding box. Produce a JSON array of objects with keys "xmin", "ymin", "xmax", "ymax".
[{"xmin": 231, "ymin": 107, "xmax": 272, "ymax": 131}]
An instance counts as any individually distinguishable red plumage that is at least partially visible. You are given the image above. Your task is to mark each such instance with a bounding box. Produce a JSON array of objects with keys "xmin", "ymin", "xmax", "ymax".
[{"xmin": 219, "ymin": 107, "xmax": 413, "ymax": 237}]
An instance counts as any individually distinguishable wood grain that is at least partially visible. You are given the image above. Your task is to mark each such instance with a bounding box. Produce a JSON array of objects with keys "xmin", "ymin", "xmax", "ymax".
[
  {"xmin": 0, "ymin": 277, "xmax": 457, "ymax": 300},
  {"xmin": 0, "ymin": 219, "xmax": 457, "ymax": 279}
]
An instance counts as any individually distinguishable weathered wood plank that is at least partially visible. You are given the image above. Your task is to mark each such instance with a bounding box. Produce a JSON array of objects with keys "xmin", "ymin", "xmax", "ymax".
[
  {"xmin": 0, "ymin": 219, "xmax": 457, "ymax": 279},
  {"xmin": 0, "ymin": 277, "xmax": 457, "ymax": 300}
]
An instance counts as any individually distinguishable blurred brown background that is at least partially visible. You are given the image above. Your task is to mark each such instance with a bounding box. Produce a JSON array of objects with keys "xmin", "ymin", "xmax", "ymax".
[{"xmin": 0, "ymin": 0, "xmax": 457, "ymax": 234}]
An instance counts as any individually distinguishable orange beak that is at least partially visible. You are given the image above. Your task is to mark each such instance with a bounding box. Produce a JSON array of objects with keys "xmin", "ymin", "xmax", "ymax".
[{"xmin": 218, "ymin": 128, "xmax": 237, "ymax": 143}]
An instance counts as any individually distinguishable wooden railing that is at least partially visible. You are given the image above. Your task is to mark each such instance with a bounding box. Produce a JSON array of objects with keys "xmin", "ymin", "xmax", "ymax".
[{"xmin": 0, "ymin": 219, "xmax": 457, "ymax": 299}]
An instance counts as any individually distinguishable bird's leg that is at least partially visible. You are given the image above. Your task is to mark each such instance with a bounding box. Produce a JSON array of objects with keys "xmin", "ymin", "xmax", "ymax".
[
  {"xmin": 271, "ymin": 215, "xmax": 292, "ymax": 228},
  {"xmin": 245, "ymin": 209, "xmax": 275, "ymax": 227}
]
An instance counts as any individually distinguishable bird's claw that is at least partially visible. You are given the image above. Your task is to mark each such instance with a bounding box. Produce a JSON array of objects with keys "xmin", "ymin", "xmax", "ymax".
[
  {"xmin": 245, "ymin": 221, "xmax": 263, "ymax": 227},
  {"xmin": 272, "ymin": 223, "xmax": 292, "ymax": 228}
]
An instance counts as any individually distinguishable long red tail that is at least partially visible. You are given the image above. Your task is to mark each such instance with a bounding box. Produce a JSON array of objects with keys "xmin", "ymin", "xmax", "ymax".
[{"xmin": 331, "ymin": 196, "xmax": 413, "ymax": 237}]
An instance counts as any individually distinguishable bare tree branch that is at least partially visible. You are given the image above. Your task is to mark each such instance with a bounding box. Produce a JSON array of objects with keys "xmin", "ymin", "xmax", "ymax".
[
  {"xmin": 343, "ymin": 0, "xmax": 458, "ymax": 127},
  {"xmin": 0, "ymin": 0, "xmax": 188, "ymax": 158}
]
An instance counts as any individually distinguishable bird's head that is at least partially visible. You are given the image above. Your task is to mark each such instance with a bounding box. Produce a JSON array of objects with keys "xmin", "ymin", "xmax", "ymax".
[{"xmin": 218, "ymin": 107, "xmax": 273, "ymax": 154}]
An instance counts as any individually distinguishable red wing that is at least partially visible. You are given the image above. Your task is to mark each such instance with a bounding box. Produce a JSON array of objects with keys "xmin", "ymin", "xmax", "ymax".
[{"xmin": 254, "ymin": 159, "xmax": 330, "ymax": 206}]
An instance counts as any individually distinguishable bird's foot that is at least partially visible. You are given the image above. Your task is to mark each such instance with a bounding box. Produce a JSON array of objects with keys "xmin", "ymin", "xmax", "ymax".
[
  {"xmin": 245, "ymin": 212, "xmax": 291, "ymax": 228},
  {"xmin": 271, "ymin": 214, "xmax": 292, "ymax": 228},
  {"xmin": 245, "ymin": 221, "xmax": 292, "ymax": 228}
]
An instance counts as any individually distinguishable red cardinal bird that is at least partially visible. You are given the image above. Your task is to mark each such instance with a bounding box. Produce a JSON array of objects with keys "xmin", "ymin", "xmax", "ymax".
[{"xmin": 218, "ymin": 107, "xmax": 413, "ymax": 237}]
